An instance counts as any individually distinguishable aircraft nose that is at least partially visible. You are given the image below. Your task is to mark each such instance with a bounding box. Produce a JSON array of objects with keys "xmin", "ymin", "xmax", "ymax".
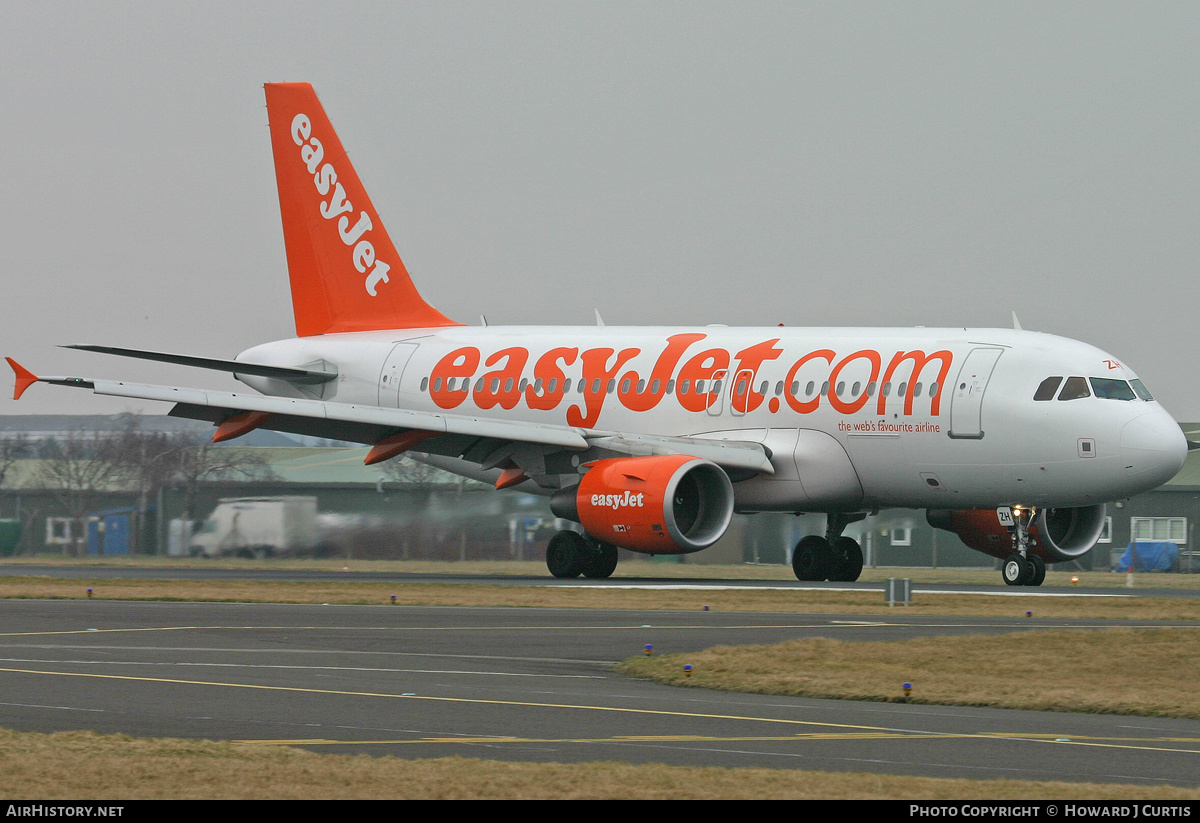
[{"xmin": 1121, "ymin": 411, "xmax": 1188, "ymax": 490}]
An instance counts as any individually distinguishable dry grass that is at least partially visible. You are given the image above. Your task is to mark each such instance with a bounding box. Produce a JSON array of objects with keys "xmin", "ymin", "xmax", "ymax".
[
  {"xmin": 2, "ymin": 575, "xmax": 1200, "ymax": 621},
  {"xmin": 1, "ymin": 728, "xmax": 1196, "ymax": 800},
  {"xmin": 619, "ymin": 627, "xmax": 1200, "ymax": 717},
  {"xmin": 7, "ymin": 554, "xmax": 1200, "ymax": 588}
]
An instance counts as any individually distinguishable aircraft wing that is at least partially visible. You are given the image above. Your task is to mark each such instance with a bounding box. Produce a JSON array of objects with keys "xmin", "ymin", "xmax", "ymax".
[{"xmin": 7, "ymin": 361, "xmax": 774, "ymax": 488}]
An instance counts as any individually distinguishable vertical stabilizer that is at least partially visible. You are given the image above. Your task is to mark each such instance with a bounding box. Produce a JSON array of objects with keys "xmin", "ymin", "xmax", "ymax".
[{"xmin": 264, "ymin": 83, "xmax": 459, "ymax": 336}]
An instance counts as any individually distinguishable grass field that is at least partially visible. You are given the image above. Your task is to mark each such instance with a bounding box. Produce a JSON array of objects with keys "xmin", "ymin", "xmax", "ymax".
[{"xmin": 1, "ymin": 557, "xmax": 1197, "ymax": 799}]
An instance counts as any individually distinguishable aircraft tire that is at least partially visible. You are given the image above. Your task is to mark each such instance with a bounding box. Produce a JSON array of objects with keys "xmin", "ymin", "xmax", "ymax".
[
  {"xmin": 582, "ymin": 542, "xmax": 619, "ymax": 579},
  {"xmin": 1027, "ymin": 554, "xmax": 1046, "ymax": 587},
  {"xmin": 546, "ymin": 531, "xmax": 588, "ymax": 578},
  {"xmin": 828, "ymin": 536, "xmax": 864, "ymax": 582},
  {"xmin": 792, "ymin": 536, "xmax": 834, "ymax": 581},
  {"xmin": 1002, "ymin": 554, "xmax": 1033, "ymax": 586}
]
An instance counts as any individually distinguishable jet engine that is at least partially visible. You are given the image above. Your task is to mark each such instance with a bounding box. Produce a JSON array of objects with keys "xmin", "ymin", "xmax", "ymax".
[
  {"xmin": 927, "ymin": 504, "xmax": 1107, "ymax": 562},
  {"xmin": 550, "ymin": 455, "xmax": 734, "ymax": 554}
]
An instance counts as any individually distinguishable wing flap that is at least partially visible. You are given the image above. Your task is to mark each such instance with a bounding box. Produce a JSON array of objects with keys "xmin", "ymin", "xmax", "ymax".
[
  {"xmin": 19, "ymin": 367, "xmax": 773, "ymax": 475},
  {"xmin": 88, "ymin": 379, "xmax": 591, "ymax": 450}
]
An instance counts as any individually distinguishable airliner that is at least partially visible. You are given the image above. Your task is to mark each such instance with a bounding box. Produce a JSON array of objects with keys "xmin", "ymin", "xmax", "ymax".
[{"xmin": 7, "ymin": 83, "xmax": 1188, "ymax": 586}]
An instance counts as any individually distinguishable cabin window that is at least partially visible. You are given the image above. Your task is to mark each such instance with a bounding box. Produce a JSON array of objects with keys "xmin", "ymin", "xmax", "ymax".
[
  {"xmin": 1058, "ymin": 376, "xmax": 1090, "ymax": 401},
  {"xmin": 420, "ymin": 377, "xmax": 429, "ymax": 391}
]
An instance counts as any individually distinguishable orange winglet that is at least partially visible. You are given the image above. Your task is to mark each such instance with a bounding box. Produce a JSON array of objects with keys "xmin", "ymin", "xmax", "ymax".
[
  {"xmin": 364, "ymin": 430, "xmax": 439, "ymax": 466},
  {"xmin": 6, "ymin": 357, "xmax": 38, "ymax": 400},
  {"xmin": 213, "ymin": 411, "xmax": 276, "ymax": 443},
  {"xmin": 494, "ymin": 466, "xmax": 528, "ymax": 490}
]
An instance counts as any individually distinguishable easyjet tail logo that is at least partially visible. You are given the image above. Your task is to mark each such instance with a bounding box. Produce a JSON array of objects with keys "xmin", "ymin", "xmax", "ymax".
[{"xmin": 290, "ymin": 113, "xmax": 392, "ymax": 297}]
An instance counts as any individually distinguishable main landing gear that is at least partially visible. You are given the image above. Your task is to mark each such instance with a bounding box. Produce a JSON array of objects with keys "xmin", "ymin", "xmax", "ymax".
[
  {"xmin": 1001, "ymin": 506, "xmax": 1046, "ymax": 587},
  {"xmin": 792, "ymin": 513, "xmax": 865, "ymax": 582},
  {"xmin": 545, "ymin": 530, "xmax": 619, "ymax": 579}
]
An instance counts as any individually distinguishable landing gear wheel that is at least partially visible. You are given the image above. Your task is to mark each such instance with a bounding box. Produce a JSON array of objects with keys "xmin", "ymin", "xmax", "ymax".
[
  {"xmin": 582, "ymin": 542, "xmax": 619, "ymax": 579},
  {"xmin": 1027, "ymin": 554, "xmax": 1046, "ymax": 587},
  {"xmin": 792, "ymin": 536, "xmax": 834, "ymax": 581},
  {"xmin": 546, "ymin": 531, "xmax": 588, "ymax": 578},
  {"xmin": 828, "ymin": 536, "xmax": 864, "ymax": 582},
  {"xmin": 1002, "ymin": 553, "xmax": 1033, "ymax": 586}
]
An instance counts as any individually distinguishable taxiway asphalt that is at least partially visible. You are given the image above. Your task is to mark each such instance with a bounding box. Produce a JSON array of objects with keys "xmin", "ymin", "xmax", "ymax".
[{"xmin": 0, "ymin": 597, "xmax": 1197, "ymax": 787}]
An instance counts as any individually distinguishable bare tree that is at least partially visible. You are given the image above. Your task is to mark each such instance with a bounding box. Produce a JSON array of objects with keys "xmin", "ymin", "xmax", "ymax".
[
  {"xmin": 376, "ymin": 454, "xmax": 453, "ymax": 487},
  {"xmin": 172, "ymin": 440, "xmax": 278, "ymax": 525},
  {"xmin": 35, "ymin": 430, "xmax": 128, "ymax": 556},
  {"xmin": 0, "ymin": 434, "xmax": 31, "ymax": 492}
]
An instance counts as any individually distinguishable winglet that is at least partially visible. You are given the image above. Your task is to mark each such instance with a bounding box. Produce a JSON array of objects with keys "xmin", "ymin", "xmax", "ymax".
[{"xmin": 6, "ymin": 357, "xmax": 38, "ymax": 400}]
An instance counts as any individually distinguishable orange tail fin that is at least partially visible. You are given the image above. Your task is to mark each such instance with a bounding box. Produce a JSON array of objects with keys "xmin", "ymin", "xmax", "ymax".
[{"xmin": 264, "ymin": 83, "xmax": 460, "ymax": 336}]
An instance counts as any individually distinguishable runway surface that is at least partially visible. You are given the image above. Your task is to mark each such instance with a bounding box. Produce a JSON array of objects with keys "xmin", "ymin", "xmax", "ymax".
[{"xmin": 0, "ymin": 597, "xmax": 1197, "ymax": 787}]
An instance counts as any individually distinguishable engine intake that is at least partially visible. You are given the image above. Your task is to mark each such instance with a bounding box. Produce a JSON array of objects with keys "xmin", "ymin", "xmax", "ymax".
[
  {"xmin": 550, "ymin": 455, "xmax": 734, "ymax": 554},
  {"xmin": 927, "ymin": 504, "xmax": 1107, "ymax": 562}
]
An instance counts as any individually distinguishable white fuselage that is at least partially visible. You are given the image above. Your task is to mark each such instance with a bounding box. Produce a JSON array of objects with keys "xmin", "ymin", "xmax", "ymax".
[{"xmin": 236, "ymin": 325, "xmax": 1187, "ymax": 512}]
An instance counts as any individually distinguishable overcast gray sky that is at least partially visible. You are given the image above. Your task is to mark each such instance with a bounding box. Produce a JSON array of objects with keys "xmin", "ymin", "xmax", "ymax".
[{"xmin": 3, "ymin": 2, "xmax": 1198, "ymax": 419}]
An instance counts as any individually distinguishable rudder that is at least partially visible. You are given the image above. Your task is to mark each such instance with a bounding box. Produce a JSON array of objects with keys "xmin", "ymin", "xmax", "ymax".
[{"xmin": 264, "ymin": 83, "xmax": 459, "ymax": 336}]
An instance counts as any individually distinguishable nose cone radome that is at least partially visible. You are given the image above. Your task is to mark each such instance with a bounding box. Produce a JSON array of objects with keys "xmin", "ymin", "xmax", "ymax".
[{"xmin": 1121, "ymin": 412, "xmax": 1188, "ymax": 491}]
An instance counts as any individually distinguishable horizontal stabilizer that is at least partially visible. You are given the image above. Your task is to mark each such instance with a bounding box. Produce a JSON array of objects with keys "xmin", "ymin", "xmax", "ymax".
[{"xmin": 63, "ymin": 345, "xmax": 337, "ymax": 384}]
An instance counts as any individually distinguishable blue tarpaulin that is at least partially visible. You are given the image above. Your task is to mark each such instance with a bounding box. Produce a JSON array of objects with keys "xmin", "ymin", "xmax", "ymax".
[{"xmin": 1116, "ymin": 541, "xmax": 1178, "ymax": 572}]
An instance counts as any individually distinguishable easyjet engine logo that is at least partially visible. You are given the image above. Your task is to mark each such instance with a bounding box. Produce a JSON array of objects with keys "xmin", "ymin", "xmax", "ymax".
[
  {"xmin": 592, "ymin": 492, "xmax": 646, "ymax": 510},
  {"xmin": 290, "ymin": 113, "xmax": 392, "ymax": 297}
]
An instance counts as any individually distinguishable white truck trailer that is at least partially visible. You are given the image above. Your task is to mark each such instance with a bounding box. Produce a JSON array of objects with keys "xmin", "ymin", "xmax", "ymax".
[{"xmin": 188, "ymin": 496, "xmax": 318, "ymax": 558}]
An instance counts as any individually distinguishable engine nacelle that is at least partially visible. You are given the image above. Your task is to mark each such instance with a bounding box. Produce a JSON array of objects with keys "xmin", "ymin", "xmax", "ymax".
[
  {"xmin": 927, "ymin": 504, "xmax": 1107, "ymax": 562},
  {"xmin": 550, "ymin": 455, "xmax": 734, "ymax": 554}
]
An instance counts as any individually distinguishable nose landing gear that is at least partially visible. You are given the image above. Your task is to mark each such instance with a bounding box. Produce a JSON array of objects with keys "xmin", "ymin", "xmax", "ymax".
[{"xmin": 1001, "ymin": 506, "xmax": 1047, "ymax": 587}]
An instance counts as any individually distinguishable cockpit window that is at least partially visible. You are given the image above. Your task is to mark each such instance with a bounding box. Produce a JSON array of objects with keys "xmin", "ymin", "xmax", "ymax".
[
  {"xmin": 1130, "ymin": 379, "xmax": 1155, "ymax": 401},
  {"xmin": 1058, "ymin": 376, "xmax": 1091, "ymax": 401},
  {"xmin": 1034, "ymin": 376, "xmax": 1063, "ymax": 401},
  {"xmin": 1090, "ymin": 377, "xmax": 1137, "ymax": 401}
]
